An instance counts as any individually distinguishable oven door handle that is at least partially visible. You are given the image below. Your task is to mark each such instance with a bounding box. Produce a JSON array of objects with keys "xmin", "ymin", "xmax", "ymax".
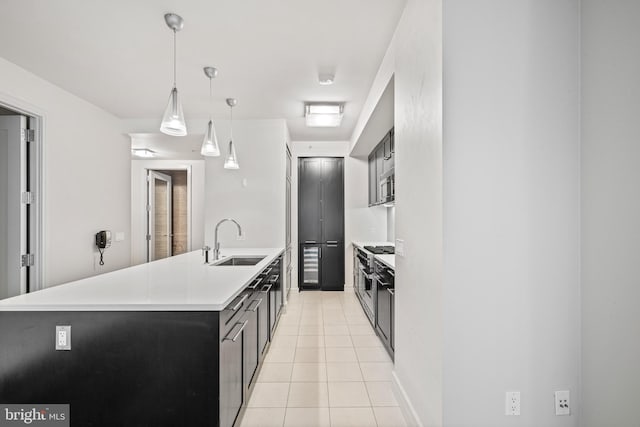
[{"xmin": 358, "ymin": 266, "xmax": 372, "ymax": 279}]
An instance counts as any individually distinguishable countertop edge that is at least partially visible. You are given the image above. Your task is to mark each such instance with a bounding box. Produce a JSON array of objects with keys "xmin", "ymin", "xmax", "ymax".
[
  {"xmin": 374, "ymin": 254, "xmax": 395, "ymax": 270},
  {"xmin": 0, "ymin": 248, "xmax": 285, "ymax": 312}
]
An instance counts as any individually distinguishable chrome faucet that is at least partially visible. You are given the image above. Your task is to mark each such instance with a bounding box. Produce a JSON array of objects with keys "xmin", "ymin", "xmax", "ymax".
[{"xmin": 213, "ymin": 218, "xmax": 243, "ymax": 260}]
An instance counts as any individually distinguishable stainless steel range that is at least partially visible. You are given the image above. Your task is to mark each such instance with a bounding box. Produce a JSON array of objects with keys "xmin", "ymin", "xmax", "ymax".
[{"xmin": 355, "ymin": 245, "xmax": 394, "ymax": 325}]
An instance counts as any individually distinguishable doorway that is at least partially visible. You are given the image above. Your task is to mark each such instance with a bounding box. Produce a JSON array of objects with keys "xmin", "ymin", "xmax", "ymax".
[
  {"xmin": 0, "ymin": 104, "xmax": 42, "ymax": 299},
  {"xmin": 147, "ymin": 169, "xmax": 189, "ymax": 262}
]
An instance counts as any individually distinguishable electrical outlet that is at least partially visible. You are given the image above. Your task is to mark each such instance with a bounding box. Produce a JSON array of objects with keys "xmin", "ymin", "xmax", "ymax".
[
  {"xmin": 555, "ymin": 390, "xmax": 570, "ymax": 415},
  {"xmin": 55, "ymin": 325, "xmax": 71, "ymax": 351},
  {"xmin": 505, "ymin": 391, "xmax": 521, "ymax": 416}
]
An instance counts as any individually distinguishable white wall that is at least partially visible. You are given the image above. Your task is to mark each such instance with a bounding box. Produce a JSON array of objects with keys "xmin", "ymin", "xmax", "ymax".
[
  {"xmin": 581, "ymin": 1, "xmax": 640, "ymax": 425},
  {"xmin": 290, "ymin": 141, "xmax": 387, "ymax": 290},
  {"xmin": 386, "ymin": 207, "xmax": 395, "ymax": 242},
  {"xmin": 130, "ymin": 158, "xmax": 205, "ymax": 266},
  {"xmin": 0, "ymin": 57, "xmax": 131, "ymax": 287},
  {"xmin": 393, "ymin": 0, "xmax": 444, "ymax": 425},
  {"xmin": 204, "ymin": 120, "xmax": 286, "ymax": 253},
  {"xmin": 443, "ymin": 1, "xmax": 580, "ymax": 426}
]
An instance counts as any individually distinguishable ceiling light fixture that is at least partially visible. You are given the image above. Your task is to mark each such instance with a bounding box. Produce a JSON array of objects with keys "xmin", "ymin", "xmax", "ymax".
[
  {"xmin": 160, "ymin": 13, "xmax": 187, "ymax": 136},
  {"xmin": 305, "ymin": 103, "xmax": 344, "ymax": 127},
  {"xmin": 132, "ymin": 148, "xmax": 156, "ymax": 158},
  {"xmin": 223, "ymin": 98, "xmax": 239, "ymax": 170},
  {"xmin": 318, "ymin": 73, "xmax": 335, "ymax": 85},
  {"xmin": 200, "ymin": 66, "xmax": 220, "ymax": 157}
]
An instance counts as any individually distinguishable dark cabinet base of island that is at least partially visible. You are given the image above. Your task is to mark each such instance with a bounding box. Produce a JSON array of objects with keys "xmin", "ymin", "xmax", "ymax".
[{"xmin": 0, "ymin": 255, "xmax": 284, "ymax": 427}]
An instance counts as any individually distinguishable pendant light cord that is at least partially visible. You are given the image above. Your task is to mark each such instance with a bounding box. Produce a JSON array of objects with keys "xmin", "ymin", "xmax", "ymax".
[
  {"xmin": 230, "ymin": 105, "xmax": 234, "ymax": 140},
  {"xmin": 209, "ymin": 77, "xmax": 213, "ymax": 120},
  {"xmin": 173, "ymin": 29, "xmax": 177, "ymax": 87}
]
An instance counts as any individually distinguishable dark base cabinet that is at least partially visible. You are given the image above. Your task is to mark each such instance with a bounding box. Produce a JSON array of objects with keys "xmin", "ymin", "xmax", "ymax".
[
  {"xmin": 374, "ymin": 260, "xmax": 395, "ymax": 359},
  {"xmin": 0, "ymin": 255, "xmax": 286, "ymax": 427},
  {"xmin": 321, "ymin": 243, "xmax": 344, "ymax": 291}
]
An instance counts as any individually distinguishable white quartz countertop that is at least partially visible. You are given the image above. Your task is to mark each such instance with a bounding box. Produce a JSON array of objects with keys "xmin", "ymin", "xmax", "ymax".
[
  {"xmin": 0, "ymin": 247, "xmax": 284, "ymax": 312},
  {"xmin": 374, "ymin": 254, "xmax": 395, "ymax": 270}
]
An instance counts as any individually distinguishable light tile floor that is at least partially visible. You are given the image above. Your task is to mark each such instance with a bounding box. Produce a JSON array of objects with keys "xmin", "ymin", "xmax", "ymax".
[{"xmin": 239, "ymin": 288, "xmax": 407, "ymax": 427}]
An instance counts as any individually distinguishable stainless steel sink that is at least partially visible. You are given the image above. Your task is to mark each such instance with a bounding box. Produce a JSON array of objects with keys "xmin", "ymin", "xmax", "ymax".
[{"xmin": 212, "ymin": 256, "xmax": 266, "ymax": 266}]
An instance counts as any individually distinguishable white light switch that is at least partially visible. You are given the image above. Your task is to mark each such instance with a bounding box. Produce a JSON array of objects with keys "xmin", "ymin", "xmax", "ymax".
[
  {"xmin": 55, "ymin": 325, "xmax": 71, "ymax": 351},
  {"xmin": 115, "ymin": 232, "xmax": 125, "ymax": 242},
  {"xmin": 395, "ymin": 239, "xmax": 405, "ymax": 257}
]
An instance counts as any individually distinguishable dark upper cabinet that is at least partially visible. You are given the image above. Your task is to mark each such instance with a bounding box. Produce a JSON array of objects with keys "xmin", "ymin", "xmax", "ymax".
[
  {"xmin": 375, "ymin": 144, "xmax": 384, "ymax": 188},
  {"xmin": 368, "ymin": 153, "xmax": 377, "ymax": 205},
  {"xmin": 368, "ymin": 128, "xmax": 395, "ymax": 206},
  {"xmin": 321, "ymin": 242, "xmax": 344, "ymax": 291},
  {"xmin": 321, "ymin": 158, "xmax": 344, "ymax": 243},
  {"xmin": 298, "ymin": 158, "xmax": 322, "ymax": 242},
  {"xmin": 382, "ymin": 130, "xmax": 394, "ymax": 173}
]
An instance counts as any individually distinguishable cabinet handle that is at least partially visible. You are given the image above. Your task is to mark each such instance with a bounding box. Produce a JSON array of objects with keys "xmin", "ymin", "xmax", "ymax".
[
  {"xmin": 387, "ymin": 270, "xmax": 395, "ymax": 276},
  {"xmin": 230, "ymin": 294, "xmax": 248, "ymax": 311},
  {"xmin": 261, "ymin": 284, "xmax": 273, "ymax": 293},
  {"xmin": 387, "ymin": 288, "xmax": 395, "ymax": 295},
  {"xmin": 305, "ymin": 240, "xmax": 316, "ymax": 244},
  {"xmin": 378, "ymin": 279, "xmax": 391, "ymax": 287},
  {"xmin": 327, "ymin": 240, "xmax": 338, "ymax": 244},
  {"xmin": 319, "ymin": 247, "xmax": 322, "ymax": 259},
  {"xmin": 224, "ymin": 320, "xmax": 248, "ymax": 342},
  {"xmin": 261, "ymin": 267, "xmax": 273, "ymax": 277},
  {"xmin": 246, "ymin": 298, "xmax": 262, "ymax": 312},
  {"xmin": 248, "ymin": 277, "xmax": 263, "ymax": 290},
  {"xmin": 268, "ymin": 274, "xmax": 280, "ymax": 284}
]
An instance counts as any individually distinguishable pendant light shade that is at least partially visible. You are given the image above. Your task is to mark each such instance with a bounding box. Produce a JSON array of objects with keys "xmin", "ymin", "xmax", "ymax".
[
  {"xmin": 224, "ymin": 98, "xmax": 239, "ymax": 169},
  {"xmin": 200, "ymin": 67, "xmax": 220, "ymax": 156},
  {"xmin": 160, "ymin": 13, "xmax": 187, "ymax": 136},
  {"xmin": 201, "ymin": 120, "xmax": 220, "ymax": 156},
  {"xmin": 161, "ymin": 87, "xmax": 187, "ymax": 136}
]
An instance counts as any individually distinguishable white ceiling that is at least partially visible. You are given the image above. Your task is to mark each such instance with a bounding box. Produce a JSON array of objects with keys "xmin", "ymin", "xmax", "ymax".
[{"xmin": 0, "ymin": 0, "xmax": 405, "ymax": 141}]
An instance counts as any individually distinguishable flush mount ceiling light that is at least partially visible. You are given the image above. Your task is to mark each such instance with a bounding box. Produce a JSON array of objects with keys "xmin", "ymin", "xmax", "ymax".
[
  {"xmin": 223, "ymin": 98, "xmax": 239, "ymax": 170},
  {"xmin": 160, "ymin": 13, "xmax": 187, "ymax": 136},
  {"xmin": 318, "ymin": 73, "xmax": 335, "ymax": 85},
  {"xmin": 305, "ymin": 103, "xmax": 344, "ymax": 127},
  {"xmin": 200, "ymin": 66, "xmax": 220, "ymax": 157},
  {"xmin": 132, "ymin": 148, "xmax": 156, "ymax": 158}
]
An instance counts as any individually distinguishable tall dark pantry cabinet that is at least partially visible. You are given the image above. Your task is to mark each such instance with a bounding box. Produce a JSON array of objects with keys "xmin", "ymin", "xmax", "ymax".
[{"xmin": 298, "ymin": 157, "xmax": 344, "ymax": 291}]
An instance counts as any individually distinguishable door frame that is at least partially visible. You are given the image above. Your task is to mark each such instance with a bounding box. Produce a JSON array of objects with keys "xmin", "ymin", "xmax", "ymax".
[
  {"xmin": 0, "ymin": 95, "xmax": 45, "ymax": 293},
  {"xmin": 147, "ymin": 170, "xmax": 173, "ymax": 262},
  {"xmin": 132, "ymin": 163, "xmax": 194, "ymax": 265}
]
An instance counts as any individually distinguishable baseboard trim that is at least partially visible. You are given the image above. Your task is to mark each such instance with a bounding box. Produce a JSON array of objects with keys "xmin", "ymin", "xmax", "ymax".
[{"xmin": 392, "ymin": 370, "xmax": 423, "ymax": 427}]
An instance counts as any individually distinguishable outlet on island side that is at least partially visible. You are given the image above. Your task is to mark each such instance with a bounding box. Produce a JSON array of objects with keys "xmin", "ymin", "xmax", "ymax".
[{"xmin": 505, "ymin": 391, "xmax": 521, "ymax": 416}]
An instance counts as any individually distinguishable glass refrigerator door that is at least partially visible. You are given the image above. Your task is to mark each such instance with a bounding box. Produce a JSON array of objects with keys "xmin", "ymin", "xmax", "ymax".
[{"xmin": 302, "ymin": 245, "xmax": 320, "ymax": 287}]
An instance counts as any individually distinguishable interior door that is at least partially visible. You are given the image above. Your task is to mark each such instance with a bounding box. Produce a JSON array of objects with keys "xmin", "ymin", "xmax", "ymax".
[
  {"xmin": 147, "ymin": 171, "xmax": 172, "ymax": 261},
  {"xmin": 0, "ymin": 115, "xmax": 28, "ymax": 299}
]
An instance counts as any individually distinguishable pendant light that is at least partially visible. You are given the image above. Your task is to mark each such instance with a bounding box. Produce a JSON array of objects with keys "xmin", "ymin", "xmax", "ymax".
[
  {"xmin": 224, "ymin": 98, "xmax": 240, "ymax": 170},
  {"xmin": 160, "ymin": 13, "xmax": 187, "ymax": 136},
  {"xmin": 200, "ymin": 67, "xmax": 220, "ymax": 156}
]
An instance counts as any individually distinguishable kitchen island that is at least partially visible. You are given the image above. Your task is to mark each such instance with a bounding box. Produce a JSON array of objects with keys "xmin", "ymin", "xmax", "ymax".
[{"xmin": 0, "ymin": 248, "xmax": 285, "ymax": 427}]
